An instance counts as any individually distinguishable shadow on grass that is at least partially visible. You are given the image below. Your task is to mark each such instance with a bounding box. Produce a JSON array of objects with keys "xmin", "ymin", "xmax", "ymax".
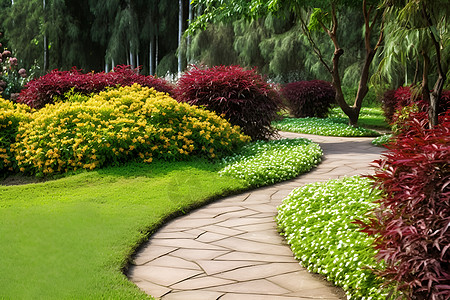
[{"xmin": 0, "ymin": 158, "xmax": 222, "ymax": 186}]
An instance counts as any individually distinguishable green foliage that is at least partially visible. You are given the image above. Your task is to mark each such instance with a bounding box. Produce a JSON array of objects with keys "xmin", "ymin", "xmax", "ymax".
[
  {"xmin": 185, "ymin": 22, "xmax": 239, "ymax": 67},
  {"xmin": 328, "ymin": 107, "xmax": 390, "ymax": 130},
  {"xmin": 373, "ymin": 0, "xmax": 450, "ymax": 89},
  {"xmin": 12, "ymin": 84, "xmax": 250, "ymax": 176},
  {"xmin": 371, "ymin": 134, "xmax": 393, "ymax": 147},
  {"xmin": 273, "ymin": 117, "xmax": 380, "ymax": 137},
  {"xmin": 276, "ymin": 176, "xmax": 390, "ymax": 299},
  {"xmin": 219, "ymin": 138, "xmax": 322, "ymax": 187}
]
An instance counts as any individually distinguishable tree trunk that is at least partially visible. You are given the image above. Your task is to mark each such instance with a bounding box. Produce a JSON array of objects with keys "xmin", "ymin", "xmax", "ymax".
[
  {"xmin": 187, "ymin": 0, "xmax": 193, "ymax": 64},
  {"xmin": 43, "ymin": 0, "xmax": 48, "ymax": 73},
  {"xmin": 178, "ymin": 0, "xmax": 183, "ymax": 74},
  {"xmin": 149, "ymin": 36, "xmax": 154, "ymax": 74},
  {"xmin": 413, "ymin": 57, "xmax": 419, "ymax": 85},
  {"xmin": 155, "ymin": 28, "xmax": 159, "ymax": 72},
  {"xmin": 421, "ymin": 3, "xmax": 446, "ymax": 127}
]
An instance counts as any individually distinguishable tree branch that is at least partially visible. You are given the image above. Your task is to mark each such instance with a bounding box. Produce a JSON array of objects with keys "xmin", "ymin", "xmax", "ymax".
[{"xmin": 298, "ymin": 13, "xmax": 332, "ymax": 73}]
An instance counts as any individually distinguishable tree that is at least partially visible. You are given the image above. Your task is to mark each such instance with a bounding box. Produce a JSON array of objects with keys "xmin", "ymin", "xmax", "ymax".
[
  {"xmin": 189, "ymin": 0, "xmax": 385, "ymax": 126},
  {"xmin": 1, "ymin": 0, "xmax": 43, "ymax": 72},
  {"xmin": 375, "ymin": 0, "xmax": 449, "ymax": 127}
]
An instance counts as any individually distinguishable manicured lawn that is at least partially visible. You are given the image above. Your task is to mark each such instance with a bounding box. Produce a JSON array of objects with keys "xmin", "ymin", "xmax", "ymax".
[
  {"xmin": 328, "ymin": 107, "xmax": 390, "ymax": 131},
  {"xmin": 0, "ymin": 160, "xmax": 247, "ymax": 299}
]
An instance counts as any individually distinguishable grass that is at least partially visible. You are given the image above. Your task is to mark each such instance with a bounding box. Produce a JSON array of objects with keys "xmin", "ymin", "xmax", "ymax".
[
  {"xmin": 273, "ymin": 107, "xmax": 390, "ymax": 137},
  {"xmin": 276, "ymin": 176, "xmax": 390, "ymax": 299},
  {"xmin": 0, "ymin": 160, "xmax": 247, "ymax": 299},
  {"xmin": 0, "ymin": 138, "xmax": 322, "ymax": 299},
  {"xmin": 328, "ymin": 107, "xmax": 390, "ymax": 131}
]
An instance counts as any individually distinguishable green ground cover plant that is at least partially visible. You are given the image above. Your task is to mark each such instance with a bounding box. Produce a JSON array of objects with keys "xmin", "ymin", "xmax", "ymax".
[
  {"xmin": 273, "ymin": 107, "xmax": 388, "ymax": 137},
  {"xmin": 219, "ymin": 138, "xmax": 322, "ymax": 186},
  {"xmin": 371, "ymin": 134, "xmax": 393, "ymax": 147},
  {"xmin": 276, "ymin": 176, "xmax": 391, "ymax": 299},
  {"xmin": 273, "ymin": 117, "xmax": 380, "ymax": 137}
]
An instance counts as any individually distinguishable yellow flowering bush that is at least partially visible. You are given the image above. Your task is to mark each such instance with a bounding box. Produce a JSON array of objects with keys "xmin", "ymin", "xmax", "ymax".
[
  {"xmin": 0, "ymin": 97, "xmax": 33, "ymax": 173},
  {"xmin": 13, "ymin": 84, "xmax": 250, "ymax": 176}
]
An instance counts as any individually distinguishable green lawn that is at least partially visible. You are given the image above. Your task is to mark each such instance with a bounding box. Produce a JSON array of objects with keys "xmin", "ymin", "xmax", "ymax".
[
  {"xmin": 273, "ymin": 107, "xmax": 390, "ymax": 137},
  {"xmin": 328, "ymin": 107, "xmax": 390, "ymax": 131},
  {"xmin": 0, "ymin": 160, "xmax": 247, "ymax": 299}
]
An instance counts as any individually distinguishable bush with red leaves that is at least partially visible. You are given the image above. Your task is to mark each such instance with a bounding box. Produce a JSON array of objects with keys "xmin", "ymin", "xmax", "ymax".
[
  {"xmin": 358, "ymin": 113, "xmax": 450, "ymax": 299},
  {"xmin": 175, "ymin": 65, "xmax": 282, "ymax": 140},
  {"xmin": 281, "ymin": 80, "xmax": 335, "ymax": 118},
  {"xmin": 381, "ymin": 86, "xmax": 450, "ymax": 124},
  {"xmin": 17, "ymin": 65, "xmax": 174, "ymax": 109}
]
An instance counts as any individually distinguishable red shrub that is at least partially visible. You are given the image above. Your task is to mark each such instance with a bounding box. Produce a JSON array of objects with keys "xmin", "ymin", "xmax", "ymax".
[
  {"xmin": 17, "ymin": 65, "xmax": 174, "ymax": 109},
  {"xmin": 175, "ymin": 65, "xmax": 282, "ymax": 140},
  {"xmin": 281, "ymin": 80, "xmax": 335, "ymax": 118},
  {"xmin": 359, "ymin": 113, "xmax": 450, "ymax": 299},
  {"xmin": 381, "ymin": 86, "xmax": 450, "ymax": 124}
]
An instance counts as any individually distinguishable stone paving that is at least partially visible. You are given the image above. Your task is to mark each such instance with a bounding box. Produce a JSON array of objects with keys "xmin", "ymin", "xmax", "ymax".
[{"xmin": 127, "ymin": 132, "xmax": 384, "ymax": 299}]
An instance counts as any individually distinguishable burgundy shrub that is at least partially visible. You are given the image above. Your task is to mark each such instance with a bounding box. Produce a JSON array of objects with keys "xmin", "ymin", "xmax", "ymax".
[
  {"xmin": 17, "ymin": 65, "xmax": 174, "ymax": 109},
  {"xmin": 381, "ymin": 86, "xmax": 450, "ymax": 124},
  {"xmin": 358, "ymin": 113, "xmax": 450, "ymax": 299},
  {"xmin": 281, "ymin": 80, "xmax": 335, "ymax": 118},
  {"xmin": 175, "ymin": 65, "xmax": 282, "ymax": 140}
]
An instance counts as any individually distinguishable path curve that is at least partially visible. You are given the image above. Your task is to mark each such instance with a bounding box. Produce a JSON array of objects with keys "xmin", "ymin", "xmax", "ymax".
[{"xmin": 127, "ymin": 132, "xmax": 384, "ymax": 299}]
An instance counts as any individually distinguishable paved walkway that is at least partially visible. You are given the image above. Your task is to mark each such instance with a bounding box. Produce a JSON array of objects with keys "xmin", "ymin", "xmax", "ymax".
[{"xmin": 127, "ymin": 132, "xmax": 384, "ymax": 299}]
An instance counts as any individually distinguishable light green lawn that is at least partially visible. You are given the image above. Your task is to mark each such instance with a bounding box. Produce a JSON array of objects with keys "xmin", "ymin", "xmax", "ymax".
[{"xmin": 0, "ymin": 160, "xmax": 247, "ymax": 299}]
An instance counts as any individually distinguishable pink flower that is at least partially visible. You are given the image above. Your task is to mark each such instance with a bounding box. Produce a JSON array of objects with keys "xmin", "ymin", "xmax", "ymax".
[
  {"xmin": 2, "ymin": 50, "xmax": 11, "ymax": 58},
  {"xmin": 9, "ymin": 57, "xmax": 18, "ymax": 66},
  {"xmin": 18, "ymin": 68, "xmax": 27, "ymax": 78}
]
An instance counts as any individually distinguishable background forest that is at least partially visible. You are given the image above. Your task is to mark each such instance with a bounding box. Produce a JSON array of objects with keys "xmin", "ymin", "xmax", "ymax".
[{"xmin": 2, "ymin": 0, "xmax": 446, "ymax": 89}]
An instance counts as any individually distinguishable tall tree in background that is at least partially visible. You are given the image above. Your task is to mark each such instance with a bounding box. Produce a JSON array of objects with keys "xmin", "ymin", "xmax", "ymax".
[
  {"xmin": 1, "ymin": 0, "xmax": 43, "ymax": 71},
  {"xmin": 189, "ymin": 0, "xmax": 384, "ymax": 126},
  {"xmin": 375, "ymin": 0, "xmax": 449, "ymax": 127}
]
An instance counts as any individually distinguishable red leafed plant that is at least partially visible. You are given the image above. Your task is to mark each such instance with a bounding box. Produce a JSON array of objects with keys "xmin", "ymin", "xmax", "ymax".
[
  {"xmin": 358, "ymin": 112, "xmax": 450, "ymax": 299},
  {"xmin": 281, "ymin": 80, "xmax": 335, "ymax": 118},
  {"xmin": 381, "ymin": 86, "xmax": 450, "ymax": 124},
  {"xmin": 17, "ymin": 65, "xmax": 174, "ymax": 109},
  {"xmin": 175, "ymin": 65, "xmax": 282, "ymax": 140}
]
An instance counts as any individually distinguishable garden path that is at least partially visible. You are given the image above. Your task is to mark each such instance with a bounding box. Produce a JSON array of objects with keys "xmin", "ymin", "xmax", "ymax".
[{"xmin": 127, "ymin": 132, "xmax": 384, "ymax": 299}]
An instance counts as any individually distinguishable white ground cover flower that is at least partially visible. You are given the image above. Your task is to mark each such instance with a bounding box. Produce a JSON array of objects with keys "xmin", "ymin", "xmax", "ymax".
[
  {"xmin": 273, "ymin": 117, "xmax": 379, "ymax": 137},
  {"xmin": 219, "ymin": 138, "xmax": 322, "ymax": 187},
  {"xmin": 277, "ymin": 176, "xmax": 390, "ymax": 299}
]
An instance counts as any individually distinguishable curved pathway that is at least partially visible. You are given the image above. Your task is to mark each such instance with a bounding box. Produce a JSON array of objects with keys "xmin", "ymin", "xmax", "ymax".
[{"xmin": 127, "ymin": 132, "xmax": 384, "ymax": 299}]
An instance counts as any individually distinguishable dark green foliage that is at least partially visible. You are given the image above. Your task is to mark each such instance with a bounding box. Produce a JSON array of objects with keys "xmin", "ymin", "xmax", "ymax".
[
  {"xmin": 281, "ymin": 80, "xmax": 335, "ymax": 118},
  {"xmin": 184, "ymin": 23, "xmax": 239, "ymax": 67},
  {"xmin": 175, "ymin": 65, "xmax": 282, "ymax": 140}
]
